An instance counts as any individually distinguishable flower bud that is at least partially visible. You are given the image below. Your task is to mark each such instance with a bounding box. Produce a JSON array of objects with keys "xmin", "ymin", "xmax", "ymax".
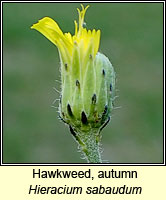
[{"xmin": 60, "ymin": 52, "xmax": 115, "ymax": 134}]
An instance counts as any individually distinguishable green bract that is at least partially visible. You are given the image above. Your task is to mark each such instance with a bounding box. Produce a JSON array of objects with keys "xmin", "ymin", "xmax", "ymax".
[{"xmin": 60, "ymin": 52, "xmax": 115, "ymax": 134}]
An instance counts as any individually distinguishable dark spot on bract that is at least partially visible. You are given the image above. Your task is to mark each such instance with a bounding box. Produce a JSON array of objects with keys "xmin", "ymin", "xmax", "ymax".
[
  {"xmin": 67, "ymin": 104, "xmax": 73, "ymax": 117},
  {"xmin": 69, "ymin": 125, "xmax": 76, "ymax": 137},
  {"xmin": 110, "ymin": 83, "xmax": 112, "ymax": 92},
  {"xmin": 81, "ymin": 111, "xmax": 88, "ymax": 124},
  {"xmin": 101, "ymin": 105, "xmax": 108, "ymax": 124},
  {"xmin": 76, "ymin": 80, "xmax": 80, "ymax": 88},
  {"xmin": 65, "ymin": 63, "xmax": 68, "ymax": 70},
  {"xmin": 92, "ymin": 94, "xmax": 97, "ymax": 104},
  {"xmin": 102, "ymin": 69, "xmax": 105, "ymax": 76},
  {"xmin": 100, "ymin": 116, "xmax": 110, "ymax": 132},
  {"xmin": 103, "ymin": 105, "xmax": 108, "ymax": 115}
]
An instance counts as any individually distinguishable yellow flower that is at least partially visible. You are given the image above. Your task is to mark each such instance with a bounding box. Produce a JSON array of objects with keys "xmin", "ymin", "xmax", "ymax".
[
  {"xmin": 31, "ymin": 4, "xmax": 100, "ymax": 64},
  {"xmin": 31, "ymin": 4, "xmax": 116, "ymax": 163}
]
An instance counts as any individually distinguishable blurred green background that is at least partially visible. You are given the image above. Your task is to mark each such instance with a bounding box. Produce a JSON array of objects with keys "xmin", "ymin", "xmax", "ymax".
[{"xmin": 3, "ymin": 2, "xmax": 163, "ymax": 163}]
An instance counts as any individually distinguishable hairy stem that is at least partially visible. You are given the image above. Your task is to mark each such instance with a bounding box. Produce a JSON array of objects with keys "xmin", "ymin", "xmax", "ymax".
[{"xmin": 77, "ymin": 129, "xmax": 102, "ymax": 163}]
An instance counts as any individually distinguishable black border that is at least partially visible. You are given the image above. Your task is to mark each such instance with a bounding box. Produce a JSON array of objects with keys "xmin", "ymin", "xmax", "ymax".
[{"xmin": 1, "ymin": 0, "xmax": 165, "ymax": 166}]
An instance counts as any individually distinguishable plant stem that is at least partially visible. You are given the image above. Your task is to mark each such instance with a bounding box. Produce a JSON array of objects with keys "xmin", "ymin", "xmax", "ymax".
[{"xmin": 77, "ymin": 129, "xmax": 102, "ymax": 163}]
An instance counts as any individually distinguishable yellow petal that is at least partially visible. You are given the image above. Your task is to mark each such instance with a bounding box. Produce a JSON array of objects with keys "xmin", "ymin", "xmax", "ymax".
[
  {"xmin": 31, "ymin": 17, "xmax": 72, "ymax": 54},
  {"xmin": 74, "ymin": 20, "xmax": 78, "ymax": 35},
  {"xmin": 95, "ymin": 30, "xmax": 101, "ymax": 56}
]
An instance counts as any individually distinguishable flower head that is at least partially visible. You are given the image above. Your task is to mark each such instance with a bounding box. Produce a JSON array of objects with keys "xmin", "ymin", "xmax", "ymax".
[{"xmin": 31, "ymin": 4, "xmax": 116, "ymax": 163}]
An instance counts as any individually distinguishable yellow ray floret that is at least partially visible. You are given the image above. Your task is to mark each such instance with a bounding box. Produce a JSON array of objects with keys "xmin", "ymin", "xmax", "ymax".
[{"xmin": 31, "ymin": 4, "xmax": 100, "ymax": 60}]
